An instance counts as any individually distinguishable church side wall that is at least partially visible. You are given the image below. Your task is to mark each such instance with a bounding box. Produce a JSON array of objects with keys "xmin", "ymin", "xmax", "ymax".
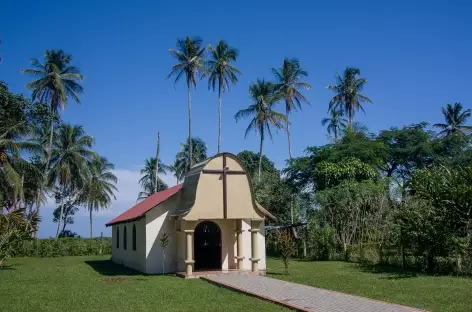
[
  {"xmin": 145, "ymin": 195, "xmax": 179, "ymax": 274},
  {"xmin": 111, "ymin": 218, "xmax": 146, "ymax": 273}
]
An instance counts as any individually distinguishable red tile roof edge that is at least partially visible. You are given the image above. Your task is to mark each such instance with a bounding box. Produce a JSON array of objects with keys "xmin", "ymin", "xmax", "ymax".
[{"xmin": 105, "ymin": 184, "xmax": 183, "ymax": 226}]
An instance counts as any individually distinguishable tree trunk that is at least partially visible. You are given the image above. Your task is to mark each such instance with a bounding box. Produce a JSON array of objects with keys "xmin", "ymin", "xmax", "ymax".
[
  {"xmin": 35, "ymin": 120, "xmax": 55, "ymax": 238},
  {"xmin": 55, "ymin": 183, "xmax": 66, "ymax": 238},
  {"xmin": 258, "ymin": 135, "xmax": 263, "ymax": 182},
  {"xmin": 187, "ymin": 85, "xmax": 193, "ymax": 169},
  {"xmin": 155, "ymin": 132, "xmax": 160, "ymax": 193},
  {"xmin": 89, "ymin": 205, "xmax": 93, "ymax": 239},
  {"xmin": 285, "ymin": 105, "xmax": 292, "ymax": 161},
  {"xmin": 217, "ymin": 84, "xmax": 222, "ymax": 154}
]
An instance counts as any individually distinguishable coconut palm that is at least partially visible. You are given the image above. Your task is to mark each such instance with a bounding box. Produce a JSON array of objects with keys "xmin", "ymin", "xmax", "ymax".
[
  {"xmin": 173, "ymin": 137, "xmax": 207, "ymax": 182},
  {"xmin": 81, "ymin": 157, "xmax": 118, "ymax": 238},
  {"xmin": 433, "ymin": 103, "xmax": 472, "ymax": 136},
  {"xmin": 272, "ymin": 58, "xmax": 311, "ymax": 160},
  {"xmin": 48, "ymin": 124, "xmax": 96, "ymax": 238},
  {"xmin": 321, "ymin": 109, "xmax": 347, "ymax": 139},
  {"xmin": 22, "ymin": 49, "xmax": 83, "ymax": 234},
  {"xmin": 204, "ymin": 40, "xmax": 242, "ymax": 153},
  {"xmin": 327, "ymin": 67, "xmax": 372, "ymax": 128},
  {"xmin": 167, "ymin": 37, "xmax": 205, "ymax": 168},
  {"xmin": 138, "ymin": 157, "xmax": 169, "ymax": 200},
  {"xmin": 235, "ymin": 80, "xmax": 286, "ymax": 181}
]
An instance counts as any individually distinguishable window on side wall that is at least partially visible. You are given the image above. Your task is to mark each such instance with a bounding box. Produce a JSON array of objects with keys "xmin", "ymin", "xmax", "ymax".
[
  {"xmin": 116, "ymin": 226, "xmax": 120, "ymax": 248},
  {"xmin": 132, "ymin": 224, "xmax": 137, "ymax": 251},
  {"xmin": 123, "ymin": 226, "xmax": 127, "ymax": 250}
]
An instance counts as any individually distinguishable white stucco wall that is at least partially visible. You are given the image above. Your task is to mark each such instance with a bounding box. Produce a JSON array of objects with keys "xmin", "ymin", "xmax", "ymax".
[
  {"xmin": 240, "ymin": 219, "xmax": 266, "ymax": 270},
  {"xmin": 111, "ymin": 218, "xmax": 146, "ymax": 272},
  {"xmin": 144, "ymin": 194, "xmax": 180, "ymax": 274}
]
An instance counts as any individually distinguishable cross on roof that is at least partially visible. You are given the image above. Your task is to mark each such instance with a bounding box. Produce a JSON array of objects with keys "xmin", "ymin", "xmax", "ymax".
[{"xmin": 201, "ymin": 153, "xmax": 246, "ymax": 218}]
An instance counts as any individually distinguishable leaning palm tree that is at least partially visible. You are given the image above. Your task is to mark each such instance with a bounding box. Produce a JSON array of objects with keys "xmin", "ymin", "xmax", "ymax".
[
  {"xmin": 321, "ymin": 109, "xmax": 347, "ymax": 139},
  {"xmin": 327, "ymin": 67, "xmax": 372, "ymax": 129},
  {"xmin": 235, "ymin": 80, "xmax": 286, "ymax": 181},
  {"xmin": 173, "ymin": 137, "xmax": 207, "ymax": 182},
  {"xmin": 138, "ymin": 157, "xmax": 169, "ymax": 199},
  {"xmin": 81, "ymin": 157, "xmax": 118, "ymax": 239},
  {"xmin": 204, "ymin": 40, "xmax": 242, "ymax": 153},
  {"xmin": 48, "ymin": 124, "xmax": 96, "ymax": 238},
  {"xmin": 167, "ymin": 37, "xmax": 205, "ymax": 168},
  {"xmin": 272, "ymin": 58, "xmax": 311, "ymax": 160},
  {"xmin": 22, "ymin": 49, "xmax": 83, "ymax": 235},
  {"xmin": 433, "ymin": 103, "xmax": 472, "ymax": 136}
]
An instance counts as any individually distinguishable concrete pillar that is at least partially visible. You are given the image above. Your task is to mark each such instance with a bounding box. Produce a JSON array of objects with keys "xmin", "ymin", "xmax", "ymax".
[
  {"xmin": 184, "ymin": 229, "xmax": 194, "ymax": 275},
  {"xmin": 234, "ymin": 220, "xmax": 245, "ymax": 270},
  {"xmin": 249, "ymin": 220, "xmax": 262, "ymax": 272}
]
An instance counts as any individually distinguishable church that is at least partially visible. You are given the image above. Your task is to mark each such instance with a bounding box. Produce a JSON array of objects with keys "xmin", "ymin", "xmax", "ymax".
[{"xmin": 106, "ymin": 152, "xmax": 275, "ymax": 276}]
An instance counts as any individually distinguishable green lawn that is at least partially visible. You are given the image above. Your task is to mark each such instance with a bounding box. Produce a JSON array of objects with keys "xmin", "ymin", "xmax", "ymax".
[
  {"xmin": 267, "ymin": 259, "xmax": 472, "ymax": 312},
  {"xmin": 1, "ymin": 256, "xmax": 287, "ymax": 312}
]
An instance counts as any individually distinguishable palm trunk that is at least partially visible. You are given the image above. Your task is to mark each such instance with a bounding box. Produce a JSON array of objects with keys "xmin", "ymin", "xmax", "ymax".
[
  {"xmin": 35, "ymin": 120, "xmax": 55, "ymax": 238},
  {"xmin": 258, "ymin": 134, "xmax": 263, "ymax": 182},
  {"xmin": 155, "ymin": 132, "xmax": 160, "ymax": 193},
  {"xmin": 56, "ymin": 183, "xmax": 66, "ymax": 238},
  {"xmin": 285, "ymin": 104, "xmax": 292, "ymax": 161},
  {"xmin": 89, "ymin": 205, "xmax": 93, "ymax": 239},
  {"xmin": 348, "ymin": 107, "xmax": 353, "ymax": 130},
  {"xmin": 187, "ymin": 85, "xmax": 193, "ymax": 169},
  {"xmin": 217, "ymin": 86, "xmax": 222, "ymax": 154}
]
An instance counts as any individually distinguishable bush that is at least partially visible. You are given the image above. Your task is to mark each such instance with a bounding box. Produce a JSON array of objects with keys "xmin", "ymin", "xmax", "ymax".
[{"xmin": 11, "ymin": 238, "xmax": 112, "ymax": 258}]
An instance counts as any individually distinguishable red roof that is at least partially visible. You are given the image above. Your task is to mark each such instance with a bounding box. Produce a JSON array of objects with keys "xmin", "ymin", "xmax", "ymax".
[{"xmin": 106, "ymin": 184, "xmax": 183, "ymax": 226}]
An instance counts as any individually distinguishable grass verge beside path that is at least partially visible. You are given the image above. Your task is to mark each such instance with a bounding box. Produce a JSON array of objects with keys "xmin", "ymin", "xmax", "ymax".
[
  {"xmin": 267, "ymin": 259, "xmax": 472, "ymax": 312},
  {"xmin": 1, "ymin": 256, "xmax": 288, "ymax": 312}
]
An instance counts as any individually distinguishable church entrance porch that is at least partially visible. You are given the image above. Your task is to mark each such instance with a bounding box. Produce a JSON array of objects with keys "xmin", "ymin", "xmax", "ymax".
[{"xmin": 194, "ymin": 221, "xmax": 222, "ymax": 270}]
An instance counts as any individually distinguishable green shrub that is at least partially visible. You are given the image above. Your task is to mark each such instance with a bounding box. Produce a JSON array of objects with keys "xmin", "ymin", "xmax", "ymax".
[{"xmin": 11, "ymin": 238, "xmax": 112, "ymax": 258}]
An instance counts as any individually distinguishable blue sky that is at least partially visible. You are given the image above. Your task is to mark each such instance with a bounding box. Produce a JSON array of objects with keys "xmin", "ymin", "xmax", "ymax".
[{"xmin": 1, "ymin": 0, "xmax": 471, "ymax": 238}]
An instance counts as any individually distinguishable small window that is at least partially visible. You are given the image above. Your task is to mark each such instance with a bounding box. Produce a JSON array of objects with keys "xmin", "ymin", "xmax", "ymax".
[
  {"xmin": 123, "ymin": 226, "xmax": 127, "ymax": 250},
  {"xmin": 116, "ymin": 227, "xmax": 120, "ymax": 248},
  {"xmin": 132, "ymin": 224, "xmax": 137, "ymax": 251}
]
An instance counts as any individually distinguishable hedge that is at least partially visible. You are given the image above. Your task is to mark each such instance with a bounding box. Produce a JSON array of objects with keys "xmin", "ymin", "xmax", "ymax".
[{"xmin": 11, "ymin": 238, "xmax": 112, "ymax": 258}]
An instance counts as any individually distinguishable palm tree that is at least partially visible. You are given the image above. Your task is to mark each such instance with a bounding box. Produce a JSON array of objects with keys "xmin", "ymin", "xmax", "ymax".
[
  {"xmin": 138, "ymin": 157, "xmax": 169, "ymax": 200},
  {"xmin": 81, "ymin": 157, "xmax": 118, "ymax": 239},
  {"xmin": 167, "ymin": 37, "xmax": 205, "ymax": 168},
  {"xmin": 235, "ymin": 80, "xmax": 286, "ymax": 181},
  {"xmin": 272, "ymin": 58, "xmax": 311, "ymax": 160},
  {"xmin": 173, "ymin": 137, "xmax": 207, "ymax": 182},
  {"xmin": 327, "ymin": 67, "xmax": 372, "ymax": 129},
  {"xmin": 48, "ymin": 124, "xmax": 96, "ymax": 238},
  {"xmin": 205, "ymin": 40, "xmax": 242, "ymax": 153},
  {"xmin": 434, "ymin": 103, "xmax": 472, "ymax": 136},
  {"xmin": 22, "ymin": 49, "xmax": 83, "ymax": 233},
  {"xmin": 321, "ymin": 109, "xmax": 347, "ymax": 139}
]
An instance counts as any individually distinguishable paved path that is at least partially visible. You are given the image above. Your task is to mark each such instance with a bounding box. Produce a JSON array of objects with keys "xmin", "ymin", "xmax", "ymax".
[{"xmin": 202, "ymin": 274, "xmax": 426, "ymax": 312}]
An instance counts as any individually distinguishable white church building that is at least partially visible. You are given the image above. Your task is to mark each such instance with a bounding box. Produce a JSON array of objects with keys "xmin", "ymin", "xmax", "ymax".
[{"xmin": 106, "ymin": 152, "xmax": 275, "ymax": 276}]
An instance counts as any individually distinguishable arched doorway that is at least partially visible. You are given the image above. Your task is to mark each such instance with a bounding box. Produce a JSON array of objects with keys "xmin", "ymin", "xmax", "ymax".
[{"xmin": 194, "ymin": 221, "xmax": 222, "ymax": 270}]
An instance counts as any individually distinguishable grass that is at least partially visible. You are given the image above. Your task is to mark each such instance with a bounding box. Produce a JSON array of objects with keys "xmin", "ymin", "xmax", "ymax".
[
  {"xmin": 0, "ymin": 256, "xmax": 288, "ymax": 312},
  {"xmin": 266, "ymin": 258, "xmax": 472, "ymax": 312}
]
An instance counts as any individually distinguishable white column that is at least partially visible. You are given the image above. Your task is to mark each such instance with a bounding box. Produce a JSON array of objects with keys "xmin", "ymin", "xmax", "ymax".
[
  {"xmin": 184, "ymin": 229, "xmax": 194, "ymax": 275},
  {"xmin": 234, "ymin": 220, "xmax": 245, "ymax": 270},
  {"xmin": 249, "ymin": 220, "xmax": 262, "ymax": 272}
]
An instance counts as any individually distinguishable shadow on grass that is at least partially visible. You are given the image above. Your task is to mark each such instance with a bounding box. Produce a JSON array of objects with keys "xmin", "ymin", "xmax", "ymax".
[
  {"xmin": 85, "ymin": 260, "xmax": 146, "ymax": 276},
  {"xmin": 355, "ymin": 262, "xmax": 420, "ymax": 279}
]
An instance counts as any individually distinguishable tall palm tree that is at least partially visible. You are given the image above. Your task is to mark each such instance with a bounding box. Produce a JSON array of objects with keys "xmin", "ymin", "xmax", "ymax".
[
  {"xmin": 167, "ymin": 37, "xmax": 205, "ymax": 168},
  {"xmin": 272, "ymin": 58, "xmax": 311, "ymax": 160},
  {"xmin": 22, "ymin": 49, "xmax": 83, "ymax": 234},
  {"xmin": 205, "ymin": 40, "xmax": 242, "ymax": 153},
  {"xmin": 321, "ymin": 109, "xmax": 347, "ymax": 139},
  {"xmin": 138, "ymin": 157, "xmax": 169, "ymax": 199},
  {"xmin": 327, "ymin": 67, "xmax": 372, "ymax": 129},
  {"xmin": 235, "ymin": 80, "xmax": 286, "ymax": 181},
  {"xmin": 434, "ymin": 103, "xmax": 472, "ymax": 136},
  {"xmin": 48, "ymin": 124, "xmax": 96, "ymax": 238},
  {"xmin": 173, "ymin": 137, "xmax": 207, "ymax": 182},
  {"xmin": 81, "ymin": 157, "xmax": 117, "ymax": 239}
]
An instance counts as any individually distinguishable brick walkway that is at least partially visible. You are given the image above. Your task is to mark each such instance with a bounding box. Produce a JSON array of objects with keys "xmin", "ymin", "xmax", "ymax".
[{"xmin": 202, "ymin": 274, "xmax": 426, "ymax": 312}]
